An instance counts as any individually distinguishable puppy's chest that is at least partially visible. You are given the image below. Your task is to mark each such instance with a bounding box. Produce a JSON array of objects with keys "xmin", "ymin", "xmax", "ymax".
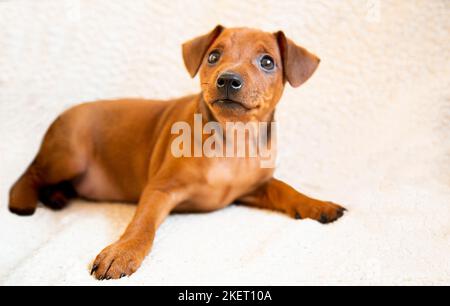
[{"xmin": 201, "ymin": 158, "xmax": 272, "ymax": 198}]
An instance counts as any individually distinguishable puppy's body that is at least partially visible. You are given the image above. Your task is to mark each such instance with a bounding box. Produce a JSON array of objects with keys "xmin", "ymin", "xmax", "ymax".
[
  {"xmin": 44, "ymin": 96, "xmax": 272, "ymax": 210},
  {"xmin": 9, "ymin": 27, "xmax": 345, "ymax": 279}
]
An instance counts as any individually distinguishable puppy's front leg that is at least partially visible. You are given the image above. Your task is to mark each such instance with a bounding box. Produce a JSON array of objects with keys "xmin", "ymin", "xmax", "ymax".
[
  {"xmin": 237, "ymin": 178, "xmax": 346, "ymax": 224},
  {"xmin": 91, "ymin": 186, "xmax": 185, "ymax": 280}
]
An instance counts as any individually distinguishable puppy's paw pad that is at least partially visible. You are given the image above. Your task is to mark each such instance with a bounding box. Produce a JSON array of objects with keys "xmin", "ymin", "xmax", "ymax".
[
  {"xmin": 39, "ymin": 189, "xmax": 70, "ymax": 210},
  {"xmin": 91, "ymin": 242, "xmax": 143, "ymax": 280},
  {"xmin": 293, "ymin": 201, "xmax": 346, "ymax": 224},
  {"xmin": 314, "ymin": 202, "xmax": 346, "ymax": 224}
]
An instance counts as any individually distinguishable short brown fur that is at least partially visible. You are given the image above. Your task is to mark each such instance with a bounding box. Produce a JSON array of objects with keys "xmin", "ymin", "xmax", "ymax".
[{"xmin": 9, "ymin": 26, "xmax": 345, "ymax": 280}]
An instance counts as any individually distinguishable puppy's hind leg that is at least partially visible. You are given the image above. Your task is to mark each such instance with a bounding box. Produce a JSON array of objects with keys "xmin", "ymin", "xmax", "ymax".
[
  {"xmin": 9, "ymin": 161, "xmax": 42, "ymax": 216},
  {"xmin": 38, "ymin": 181, "xmax": 78, "ymax": 211},
  {"xmin": 9, "ymin": 116, "xmax": 87, "ymax": 216}
]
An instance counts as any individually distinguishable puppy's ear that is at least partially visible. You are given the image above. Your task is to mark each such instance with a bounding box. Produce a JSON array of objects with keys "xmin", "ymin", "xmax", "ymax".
[
  {"xmin": 182, "ymin": 25, "xmax": 225, "ymax": 78},
  {"xmin": 275, "ymin": 31, "xmax": 320, "ymax": 88}
]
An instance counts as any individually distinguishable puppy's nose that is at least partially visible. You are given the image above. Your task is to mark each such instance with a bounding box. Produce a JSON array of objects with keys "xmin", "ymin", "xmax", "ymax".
[{"xmin": 216, "ymin": 72, "xmax": 243, "ymax": 94}]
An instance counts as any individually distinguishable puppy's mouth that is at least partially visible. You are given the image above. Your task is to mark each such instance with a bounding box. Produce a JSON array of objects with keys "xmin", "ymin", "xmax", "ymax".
[{"xmin": 211, "ymin": 99, "xmax": 255, "ymax": 111}]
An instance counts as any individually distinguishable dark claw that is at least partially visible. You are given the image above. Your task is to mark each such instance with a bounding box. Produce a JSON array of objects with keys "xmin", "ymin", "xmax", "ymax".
[
  {"xmin": 319, "ymin": 214, "xmax": 329, "ymax": 224},
  {"xmin": 91, "ymin": 264, "xmax": 98, "ymax": 275},
  {"xmin": 295, "ymin": 212, "xmax": 302, "ymax": 220},
  {"xmin": 105, "ymin": 276, "xmax": 111, "ymax": 280},
  {"xmin": 337, "ymin": 207, "xmax": 347, "ymax": 218},
  {"xmin": 120, "ymin": 273, "xmax": 126, "ymax": 279}
]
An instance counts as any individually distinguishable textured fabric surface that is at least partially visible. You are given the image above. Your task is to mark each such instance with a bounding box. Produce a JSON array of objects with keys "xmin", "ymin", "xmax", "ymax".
[{"xmin": 0, "ymin": 0, "xmax": 449, "ymax": 285}]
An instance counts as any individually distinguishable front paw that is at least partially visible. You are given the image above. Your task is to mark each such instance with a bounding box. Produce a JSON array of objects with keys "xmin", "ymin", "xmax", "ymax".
[
  {"xmin": 91, "ymin": 241, "xmax": 144, "ymax": 280},
  {"xmin": 292, "ymin": 201, "xmax": 346, "ymax": 224}
]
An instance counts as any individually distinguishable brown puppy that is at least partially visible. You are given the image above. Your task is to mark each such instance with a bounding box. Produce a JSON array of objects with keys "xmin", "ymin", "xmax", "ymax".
[{"xmin": 9, "ymin": 26, "xmax": 346, "ymax": 280}]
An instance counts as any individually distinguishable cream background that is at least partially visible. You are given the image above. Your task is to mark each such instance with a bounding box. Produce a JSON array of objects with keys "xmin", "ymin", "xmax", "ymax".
[{"xmin": 0, "ymin": 0, "xmax": 449, "ymax": 285}]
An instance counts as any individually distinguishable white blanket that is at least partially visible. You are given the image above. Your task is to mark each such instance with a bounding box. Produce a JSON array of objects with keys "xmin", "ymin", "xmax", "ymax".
[{"xmin": 0, "ymin": 0, "xmax": 449, "ymax": 285}]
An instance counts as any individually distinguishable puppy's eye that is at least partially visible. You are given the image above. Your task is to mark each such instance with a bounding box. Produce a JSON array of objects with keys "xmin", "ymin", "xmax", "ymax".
[
  {"xmin": 208, "ymin": 51, "xmax": 221, "ymax": 64},
  {"xmin": 260, "ymin": 55, "xmax": 275, "ymax": 71}
]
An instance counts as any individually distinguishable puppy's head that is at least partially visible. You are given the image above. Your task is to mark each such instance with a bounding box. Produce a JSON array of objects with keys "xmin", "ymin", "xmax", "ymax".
[{"xmin": 183, "ymin": 26, "xmax": 320, "ymax": 122}]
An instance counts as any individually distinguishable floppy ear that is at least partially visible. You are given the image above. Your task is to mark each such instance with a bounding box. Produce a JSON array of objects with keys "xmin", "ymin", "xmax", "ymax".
[
  {"xmin": 182, "ymin": 25, "xmax": 225, "ymax": 78},
  {"xmin": 275, "ymin": 31, "xmax": 320, "ymax": 88}
]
